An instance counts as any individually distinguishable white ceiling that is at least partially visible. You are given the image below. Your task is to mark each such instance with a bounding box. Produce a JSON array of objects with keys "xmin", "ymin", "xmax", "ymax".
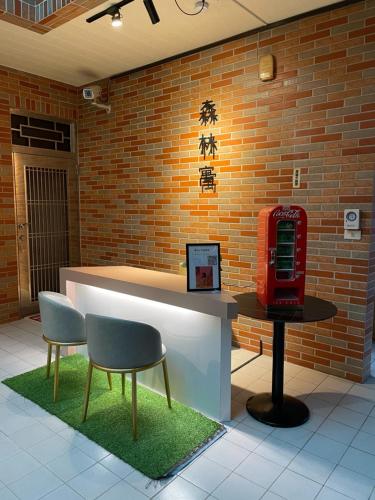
[{"xmin": 0, "ymin": 0, "xmax": 344, "ymax": 86}]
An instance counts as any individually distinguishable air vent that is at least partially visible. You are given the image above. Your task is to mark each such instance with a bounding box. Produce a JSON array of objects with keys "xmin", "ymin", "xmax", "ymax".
[{"xmin": 11, "ymin": 114, "xmax": 73, "ymax": 152}]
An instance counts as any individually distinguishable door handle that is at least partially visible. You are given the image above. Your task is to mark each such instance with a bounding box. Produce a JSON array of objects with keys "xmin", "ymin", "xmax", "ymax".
[
  {"xmin": 270, "ymin": 249, "xmax": 276, "ymax": 266},
  {"xmin": 19, "ymin": 235, "xmax": 25, "ymax": 241},
  {"xmin": 18, "ymin": 223, "xmax": 28, "ymax": 230}
]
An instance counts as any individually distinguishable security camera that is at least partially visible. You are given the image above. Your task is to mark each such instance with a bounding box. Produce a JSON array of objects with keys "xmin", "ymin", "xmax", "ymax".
[
  {"xmin": 82, "ymin": 85, "xmax": 102, "ymax": 100},
  {"xmin": 82, "ymin": 85, "xmax": 111, "ymax": 114}
]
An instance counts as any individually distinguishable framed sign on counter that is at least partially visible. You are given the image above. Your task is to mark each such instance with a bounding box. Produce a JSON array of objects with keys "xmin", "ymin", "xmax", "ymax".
[{"xmin": 186, "ymin": 243, "xmax": 221, "ymax": 292}]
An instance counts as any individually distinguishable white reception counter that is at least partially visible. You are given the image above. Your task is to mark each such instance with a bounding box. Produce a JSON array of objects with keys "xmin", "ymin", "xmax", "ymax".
[{"xmin": 60, "ymin": 266, "xmax": 239, "ymax": 421}]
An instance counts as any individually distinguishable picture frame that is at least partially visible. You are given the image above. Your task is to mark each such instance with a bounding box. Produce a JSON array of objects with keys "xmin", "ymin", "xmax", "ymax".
[{"xmin": 186, "ymin": 243, "xmax": 221, "ymax": 292}]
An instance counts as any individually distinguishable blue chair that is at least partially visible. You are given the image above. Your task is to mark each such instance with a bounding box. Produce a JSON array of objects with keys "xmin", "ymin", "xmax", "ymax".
[
  {"xmin": 38, "ymin": 291, "xmax": 88, "ymax": 402},
  {"xmin": 82, "ymin": 314, "xmax": 172, "ymax": 440}
]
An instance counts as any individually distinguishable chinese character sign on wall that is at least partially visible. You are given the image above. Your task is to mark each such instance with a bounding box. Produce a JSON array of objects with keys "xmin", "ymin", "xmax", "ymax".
[{"xmin": 198, "ymin": 100, "xmax": 218, "ymax": 192}]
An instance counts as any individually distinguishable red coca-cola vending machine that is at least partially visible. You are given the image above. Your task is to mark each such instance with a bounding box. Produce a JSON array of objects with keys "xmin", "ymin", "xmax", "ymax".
[{"xmin": 256, "ymin": 205, "xmax": 307, "ymax": 309}]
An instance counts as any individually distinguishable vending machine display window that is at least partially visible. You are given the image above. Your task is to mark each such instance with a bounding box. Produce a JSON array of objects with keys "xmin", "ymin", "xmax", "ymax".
[{"xmin": 276, "ymin": 220, "xmax": 296, "ymax": 280}]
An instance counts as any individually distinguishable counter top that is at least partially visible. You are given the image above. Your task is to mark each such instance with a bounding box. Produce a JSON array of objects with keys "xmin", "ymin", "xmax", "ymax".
[{"xmin": 60, "ymin": 266, "xmax": 238, "ymax": 320}]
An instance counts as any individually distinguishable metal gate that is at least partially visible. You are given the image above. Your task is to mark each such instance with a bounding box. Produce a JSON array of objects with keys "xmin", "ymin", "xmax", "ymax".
[
  {"xmin": 13, "ymin": 153, "xmax": 80, "ymax": 316},
  {"xmin": 26, "ymin": 166, "xmax": 70, "ymax": 301}
]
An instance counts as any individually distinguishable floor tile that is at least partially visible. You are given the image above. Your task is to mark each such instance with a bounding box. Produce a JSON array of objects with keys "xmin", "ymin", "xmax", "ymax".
[
  {"xmin": 302, "ymin": 411, "xmax": 326, "ymax": 432},
  {"xmin": 351, "ymin": 430, "xmax": 375, "ymax": 455},
  {"xmin": 293, "ymin": 368, "xmax": 327, "ymax": 385},
  {"xmin": 0, "ymin": 486, "xmax": 18, "ymax": 500},
  {"xmin": 125, "ymin": 470, "xmax": 172, "ymax": 497},
  {"xmin": 303, "ymin": 394, "xmax": 336, "ymax": 417},
  {"xmin": 28, "ymin": 433, "xmax": 73, "ymax": 464},
  {"xmin": 261, "ymin": 493, "xmax": 284, "ymax": 500},
  {"xmin": 303, "ymin": 434, "xmax": 347, "ymax": 463},
  {"xmin": 212, "ymin": 472, "xmax": 265, "ymax": 500},
  {"xmin": 326, "ymin": 465, "xmax": 375, "ymax": 500},
  {"xmin": 321, "ymin": 376, "xmax": 353, "ymax": 393},
  {"xmin": 37, "ymin": 414, "xmax": 69, "ymax": 433},
  {"xmin": 271, "ymin": 426, "xmax": 313, "ymax": 448},
  {"xmin": 38, "ymin": 484, "xmax": 84, "ymax": 500},
  {"xmin": 203, "ymin": 437, "xmax": 249, "ymax": 470},
  {"xmin": 348, "ymin": 385, "xmax": 375, "ymax": 403},
  {"xmin": 181, "ymin": 456, "xmax": 231, "ymax": 493},
  {"xmin": 239, "ymin": 414, "xmax": 273, "ymax": 435},
  {"xmin": 316, "ymin": 486, "xmax": 352, "ymax": 499},
  {"xmin": 269, "ymin": 469, "xmax": 322, "ymax": 500},
  {"xmin": 253, "ymin": 435, "xmax": 299, "ymax": 467},
  {"xmin": 0, "ymin": 450, "xmax": 40, "ymax": 485},
  {"xmin": 97, "ymin": 479, "xmax": 148, "ymax": 499},
  {"xmin": 67, "ymin": 463, "xmax": 120, "ymax": 500},
  {"xmin": 8, "ymin": 466, "xmax": 63, "ymax": 500},
  {"xmin": 329, "ymin": 406, "xmax": 368, "ymax": 429},
  {"xmin": 285, "ymin": 378, "xmax": 318, "ymax": 396},
  {"xmin": 338, "ymin": 394, "xmax": 374, "ymax": 416},
  {"xmin": 224, "ymin": 422, "xmax": 268, "ymax": 451},
  {"xmin": 288, "ymin": 449, "xmax": 336, "ymax": 484},
  {"xmin": 153, "ymin": 476, "xmax": 207, "ymax": 500},
  {"xmin": 46, "ymin": 446, "xmax": 96, "ymax": 481},
  {"xmin": 100, "ymin": 454, "xmax": 134, "ymax": 479},
  {"xmin": 9, "ymin": 421, "xmax": 55, "ymax": 449},
  {"xmin": 317, "ymin": 418, "xmax": 358, "ymax": 445},
  {"xmin": 235, "ymin": 452, "xmax": 283, "ymax": 488},
  {"xmin": 0, "ymin": 406, "xmax": 34, "ymax": 435},
  {"xmin": 311, "ymin": 390, "xmax": 344, "ymax": 406},
  {"xmin": 361, "ymin": 415, "xmax": 375, "ymax": 436},
  {"xmin": 340, "ymin": 447, "xmax": 375, "ymax": 480},
  {"xmin": 69, "ymin": 434, "xmax": 111, "ymax": 461},
  {"xmin": 0, "ymin": 433, "xmax": 21, "ymax": 461}
]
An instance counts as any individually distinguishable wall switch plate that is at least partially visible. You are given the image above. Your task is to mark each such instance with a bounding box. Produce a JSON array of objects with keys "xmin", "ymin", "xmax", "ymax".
[
  {"xmin": 344, "ymin": 229, "xmax": 361, "ymax": 240},
  {"xmin": 293, "ymin": 168, "xmax": 301, "ymax": 188}
]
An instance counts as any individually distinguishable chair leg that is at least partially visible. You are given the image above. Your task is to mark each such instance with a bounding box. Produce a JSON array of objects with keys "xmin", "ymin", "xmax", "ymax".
[
  {"xmin": 121, "ymin": 373, "xmax": 125, "ymax": 397},
  {"xmin": 132, "ymin": 371, "xmax": 137, "ymax": 441},
  {"xmin": 82, "ymin": 362, "xmax": 93, "ymax": 422},
  {"xmin": 46, "ymin": 343, "xmax": 52, "ymax": 379},
  {"xmin": 162, "ymin": 359, "xmax": 172, "ymax": 409},
  {"xmin": 53, "ymin": 345, "xmax": 60, "ymax": 402},
  {"xmin": 107, "ymin": 372, "xmax": 112, "ymax": 390}
]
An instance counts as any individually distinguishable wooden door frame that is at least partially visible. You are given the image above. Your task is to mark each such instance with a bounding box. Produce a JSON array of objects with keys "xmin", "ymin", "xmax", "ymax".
[{"xmin": 12, "ymin": 151, "xmax": 80, "ymax": 316}]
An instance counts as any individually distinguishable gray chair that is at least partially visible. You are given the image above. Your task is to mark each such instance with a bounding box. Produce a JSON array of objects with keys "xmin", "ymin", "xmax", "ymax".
[
  {"xmin": 38, "ymin": 291, "xmax": 88, "ymax": 402},
  {"xmin": 82, "ymin": 314, "xmax": 172, "ymax": 440}
]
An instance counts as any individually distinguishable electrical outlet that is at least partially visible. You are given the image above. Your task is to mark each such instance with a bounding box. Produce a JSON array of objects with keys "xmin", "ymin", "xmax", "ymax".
[{"xmin": 293, "ymin": 168, "xmax": 301, "ymax": 188}]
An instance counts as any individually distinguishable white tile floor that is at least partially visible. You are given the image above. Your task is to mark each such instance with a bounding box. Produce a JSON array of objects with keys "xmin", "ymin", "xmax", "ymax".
[{"xmin": 1, "ymin": 319, "xmax": 375, "ymax": 500}]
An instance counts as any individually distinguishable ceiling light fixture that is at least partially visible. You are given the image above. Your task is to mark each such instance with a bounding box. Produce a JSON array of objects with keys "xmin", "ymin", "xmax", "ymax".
[
  {"xmin": 86, "ymin": 0, "xmax": 160, "ymax": 26},
  {"xmin": 174, "ymin": 0, "xmax": 207, "ymax": 16},
  {"xmin": 143, "ymin": 0, "xmax": 160, "ymax": 24},
  {"xmin": 111, "ymin": 9, "xmax": 123, "ymax": 27}
]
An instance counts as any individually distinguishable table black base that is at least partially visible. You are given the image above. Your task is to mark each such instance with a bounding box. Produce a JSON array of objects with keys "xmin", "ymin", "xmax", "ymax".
[{"xmin": 246, "ymin": 392, "xmax": 309, "ymax": 428}]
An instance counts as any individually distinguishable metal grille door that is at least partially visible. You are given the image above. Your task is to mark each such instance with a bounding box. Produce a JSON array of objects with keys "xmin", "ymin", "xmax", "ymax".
[{"xmin": 25, "ymin": 166, "xmax": 69, "ymax": 301}]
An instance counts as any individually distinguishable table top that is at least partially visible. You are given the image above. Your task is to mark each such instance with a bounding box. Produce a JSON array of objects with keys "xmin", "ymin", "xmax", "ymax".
[
  {"xmin": 60, "ymin": 266, "xmax": 239, "ymax": 320},
  {"xmin": 234, "ymin": 292, "xmax": 337, "ymax": 323}
]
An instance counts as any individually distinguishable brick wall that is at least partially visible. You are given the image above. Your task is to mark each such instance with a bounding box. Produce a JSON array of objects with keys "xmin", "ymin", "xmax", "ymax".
[
  {"xmin": 78, "ymin": 0, "xmax": 375, "ymax": 382},
  {"xmin": 0, "ymin": 65, "xmax": 77, "ymax": 323}
]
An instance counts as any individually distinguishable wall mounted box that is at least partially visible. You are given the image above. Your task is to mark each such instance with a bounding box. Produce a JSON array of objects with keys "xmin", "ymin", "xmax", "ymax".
[
  {"xmin": 259, "ymin": 54, "xmax": 275, "ymax": 81},
  {"xmin": 256, "ymin": 205, "xmax": 307, "ymax": 309}
]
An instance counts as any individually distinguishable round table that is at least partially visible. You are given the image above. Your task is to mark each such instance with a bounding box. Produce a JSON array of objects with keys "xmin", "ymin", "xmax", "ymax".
[{"xmin": 233, "ymin": 292, "xmax": 337, "ymax": 427}]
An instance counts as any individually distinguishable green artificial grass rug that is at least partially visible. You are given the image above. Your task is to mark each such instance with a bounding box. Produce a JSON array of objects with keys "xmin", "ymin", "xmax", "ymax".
[{"xmin": 2, "ymin": 354, "xmax": 224, "ymax": 479}]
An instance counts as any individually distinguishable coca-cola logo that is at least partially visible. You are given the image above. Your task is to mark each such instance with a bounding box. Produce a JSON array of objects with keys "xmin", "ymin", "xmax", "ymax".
[{"xmin": 273, "ymin": 208, "xmax": 300, "ymax": 219}]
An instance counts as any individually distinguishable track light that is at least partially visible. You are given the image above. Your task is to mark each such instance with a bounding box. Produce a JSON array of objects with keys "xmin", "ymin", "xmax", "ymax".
[
  {"xmin": 143, "ymin": 0, "xmax": 159, "ymax": 24},
  {"xmin": 86, "ymin": 0, "xmax": 160, "ymax": 26},
  {"xmin": 111, "ymin": 9, "xmax": 123, "ymax": 27}
]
